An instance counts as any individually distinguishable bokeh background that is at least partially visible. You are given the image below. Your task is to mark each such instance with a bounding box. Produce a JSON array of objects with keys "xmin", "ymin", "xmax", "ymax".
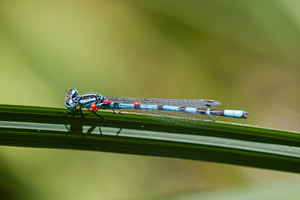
[{"xmin": 0, "ymin": 0, "xmax": 300, "ymax": 199}]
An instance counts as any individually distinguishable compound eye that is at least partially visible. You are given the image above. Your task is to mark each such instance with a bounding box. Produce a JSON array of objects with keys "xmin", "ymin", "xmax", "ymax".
[
  {"xmin": 66, "ymin": 99, "xmax": 73, "ymax": 105},
  {"xmin": 68, "ymin": 89, "xmax": 78, "ymax": 97}
]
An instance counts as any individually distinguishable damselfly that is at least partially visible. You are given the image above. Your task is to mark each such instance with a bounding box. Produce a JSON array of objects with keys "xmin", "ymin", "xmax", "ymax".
[{"xmin": 64, "ymin": 89, "xmax": 248, "ymax": 128}]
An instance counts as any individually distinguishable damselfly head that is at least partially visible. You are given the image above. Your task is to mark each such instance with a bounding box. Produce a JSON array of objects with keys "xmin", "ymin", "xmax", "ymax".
[{"xmin": 64, "ymin": 89, "xmax": 78, "ymax": 107}]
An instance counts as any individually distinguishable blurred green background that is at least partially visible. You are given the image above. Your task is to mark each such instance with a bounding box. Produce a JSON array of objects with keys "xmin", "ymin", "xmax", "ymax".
[{"xmin": 0, "ymin": 0, "xmax": 300, "ymax": 199}]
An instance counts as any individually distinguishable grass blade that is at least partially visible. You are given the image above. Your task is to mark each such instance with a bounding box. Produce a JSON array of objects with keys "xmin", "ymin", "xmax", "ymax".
[{"xmin": 0, "ymin": 104, "xmax": 300, "ymax": 173}]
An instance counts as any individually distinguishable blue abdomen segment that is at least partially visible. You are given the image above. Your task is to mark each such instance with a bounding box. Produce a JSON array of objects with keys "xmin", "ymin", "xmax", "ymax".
[
  {"xmin": 140, "ymin": 104, "xmax": 159, "ymax": 110},
  {"xmin": 223, "ymin": 110, "xmax": 248, "ymax": 118}
]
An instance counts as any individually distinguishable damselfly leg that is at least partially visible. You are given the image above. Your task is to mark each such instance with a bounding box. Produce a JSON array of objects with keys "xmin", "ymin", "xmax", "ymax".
[
  {"xmin": 91, "ymin": 111, "xmax": 105, "ymax": 135},
  {"xmin": 112, "ymin": 109, "xmax": 122, "ymax": 114}
]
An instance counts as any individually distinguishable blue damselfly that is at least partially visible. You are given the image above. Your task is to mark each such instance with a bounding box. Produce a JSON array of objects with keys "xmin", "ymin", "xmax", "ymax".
[{"xmin": 64, "ymin": 89, "xmax": 248, "ymax": 128}]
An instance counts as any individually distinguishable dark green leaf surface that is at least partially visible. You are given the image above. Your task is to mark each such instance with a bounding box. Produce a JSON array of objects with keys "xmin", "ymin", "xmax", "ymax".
[{"xmin": 0, "ymin": 104, "xmax": 299, "ymax": 173}]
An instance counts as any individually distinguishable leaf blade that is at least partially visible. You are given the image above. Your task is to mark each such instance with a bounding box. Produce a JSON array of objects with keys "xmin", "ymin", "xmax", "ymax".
[{"xmin": 0, "ymin": 104, "xmax": 300, "ymax": 173}]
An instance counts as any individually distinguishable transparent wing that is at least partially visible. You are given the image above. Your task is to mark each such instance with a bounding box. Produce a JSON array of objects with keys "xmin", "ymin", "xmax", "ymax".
[
  {"xmin": 119, "ymin": 109, "xmax": 215, "ymax": 126},
  {"xmin": 107, "ymin": 97, "xmax": 221, "ymax": 108},
  {"xmin": 106, "ymin": 97, "xmax": 220, "ymax": 126}
]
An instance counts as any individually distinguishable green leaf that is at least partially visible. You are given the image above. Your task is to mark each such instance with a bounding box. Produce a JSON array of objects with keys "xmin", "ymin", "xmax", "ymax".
[{"xmin": 0, "ymin": 104, "xmax": 299, "ymax": 173}]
